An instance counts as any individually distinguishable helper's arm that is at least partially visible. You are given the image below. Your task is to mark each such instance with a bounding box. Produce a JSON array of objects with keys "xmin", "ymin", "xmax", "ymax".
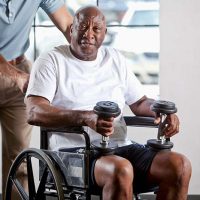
[{"xmin": 48, "ymin": 5, "xmax": 73, "ymax": 43}]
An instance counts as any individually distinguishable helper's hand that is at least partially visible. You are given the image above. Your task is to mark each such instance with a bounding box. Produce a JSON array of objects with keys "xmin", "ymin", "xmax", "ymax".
[
  {"xmin": 0, "ymin": 55, "xmax": 29, "ymax": 93},
  {"xmin": 0, "ymin": 54, "xmax": 12, "ymax": 77},
  {"xmin": 154, "ymin": 113, "xmax": 179, "ymax": 138},
  {"xmin": 16, "ymin": 72, "xmax": 29, "ymax": 93},
  {"xmin": 84, "ymin": 111, "xmax": 114, "ymax": 137}
]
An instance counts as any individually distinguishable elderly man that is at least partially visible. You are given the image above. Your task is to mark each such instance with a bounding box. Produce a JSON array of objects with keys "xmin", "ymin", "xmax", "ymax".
[{"xmin": 26, "ymin": 6, "xmax": 191, "ymax": 200}]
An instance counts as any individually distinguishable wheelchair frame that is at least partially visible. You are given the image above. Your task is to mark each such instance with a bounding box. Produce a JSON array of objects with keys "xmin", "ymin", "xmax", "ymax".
[{"xmin": 5, "ymin": 116, "xmax": 159, "ymax": 200}]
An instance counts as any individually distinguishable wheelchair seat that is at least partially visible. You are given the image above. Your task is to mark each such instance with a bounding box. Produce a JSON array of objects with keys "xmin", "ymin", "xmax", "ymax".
[{"xmin": 5, "ymin": 116, "xmax": 159, "ymax": 200}]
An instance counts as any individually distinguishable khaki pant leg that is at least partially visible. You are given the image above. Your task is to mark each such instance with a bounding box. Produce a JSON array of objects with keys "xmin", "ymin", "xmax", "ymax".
[{"xmin": 0, "ymin": 58, "xmax": 32, "ymax": 199}]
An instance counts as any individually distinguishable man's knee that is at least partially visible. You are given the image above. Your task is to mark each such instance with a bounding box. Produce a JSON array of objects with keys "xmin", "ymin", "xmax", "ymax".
[
  {"xmin": 102, "ymin": 157, "xmax": 134, "ymax": 191},
  {"xmin": 168, "ymin": 153, "xmax": 191, "ymax": 184},
  {"xmin": 153, "ymin": 152, "xmax": 192, "ymax": 184},
  {"xmin": 112, "ymin": 158, "xmax": 134, "ymax": 185},
  {"xmin": 95, "ymin": 156, "xmax": 134, "ymax": 187}
]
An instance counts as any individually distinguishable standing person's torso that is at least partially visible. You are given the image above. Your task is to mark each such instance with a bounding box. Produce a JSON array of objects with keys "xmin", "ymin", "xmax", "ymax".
[{"xmin": 0, "ymin": 0, "xmax": 63, "ymax": 60}]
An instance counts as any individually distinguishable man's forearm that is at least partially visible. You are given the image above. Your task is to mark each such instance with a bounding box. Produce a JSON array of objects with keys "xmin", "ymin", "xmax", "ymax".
[
  {"xmin": 27, "ymin": 100, "xmax": 92, "ymax": 128},
  {"xmin": 130, "ymin": 96, "xmax": 156, "ymax": 117}
]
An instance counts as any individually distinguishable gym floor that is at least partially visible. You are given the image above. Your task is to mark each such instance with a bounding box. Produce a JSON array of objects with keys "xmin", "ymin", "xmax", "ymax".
[{"xmin": 1, "ymin": 194, "xmax": 199, "ymax": 199}]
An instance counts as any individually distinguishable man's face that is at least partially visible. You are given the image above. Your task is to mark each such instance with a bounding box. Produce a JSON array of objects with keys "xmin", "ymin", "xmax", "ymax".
[{"xmin": 70, "ymin": 8, "xmax": 107, "ymax": 61}]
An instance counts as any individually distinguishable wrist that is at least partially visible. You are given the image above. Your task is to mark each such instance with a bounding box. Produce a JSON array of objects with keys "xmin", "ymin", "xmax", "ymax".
[{"xmin": 81, "ymin": 111, "xmax": 98, "ymax": 131}]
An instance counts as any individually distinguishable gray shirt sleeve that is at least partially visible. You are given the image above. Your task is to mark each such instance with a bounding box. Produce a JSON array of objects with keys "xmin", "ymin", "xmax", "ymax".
[{"xmin": 40, "ymin": 0, "xmax": 65, "ymax": 14}]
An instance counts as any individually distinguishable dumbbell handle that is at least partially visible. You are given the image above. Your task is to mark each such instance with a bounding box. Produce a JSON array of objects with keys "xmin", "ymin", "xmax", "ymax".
[
  {"xmin": 157, "ymin": 113, "xmax": 172, "ymax": 144},
  {"xmin": 151, "ymin": 100, "xmax": 177, "ymax": 141},
  {"xmin": 93, "ymin": 101, "xmax": 121, "ymax": 146},
  {"xmin": 157, "ymin": 114, "xmax": 165, "ymax": 140},
  {"xmin": 101, "ymin": 136, "xmax": 109, "ymax": 144}
]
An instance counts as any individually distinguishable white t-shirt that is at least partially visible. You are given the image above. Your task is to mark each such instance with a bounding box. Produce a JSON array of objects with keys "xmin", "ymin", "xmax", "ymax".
[{"xmin": 26, "ymin": 45, "xmax": 145, "ymax": 150}]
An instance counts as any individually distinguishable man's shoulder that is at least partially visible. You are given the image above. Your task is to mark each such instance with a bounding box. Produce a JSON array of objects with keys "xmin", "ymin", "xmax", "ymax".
[
  {"xmin": 44, "ymin": 45, "xmax": 69, "ymax": 58},
  {"xmin": 100, "ymin": 46, "xmax": 118, "ymax": 53},
  {"xmin": 53, "ymin": 44, "xmax": 69, "ymax": 53},
  {"xmin": 35, "ymin": 45, "xmax": 69, "ymax": 65},
  {"xmin": 99, "ymin": 46, "xmax": 125, "ymax": 60}
]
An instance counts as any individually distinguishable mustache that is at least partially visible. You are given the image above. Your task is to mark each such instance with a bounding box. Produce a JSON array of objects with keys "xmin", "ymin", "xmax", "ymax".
[{"xmin": 80, "ymin": 39, "xmax": 95, "ymax": 45}]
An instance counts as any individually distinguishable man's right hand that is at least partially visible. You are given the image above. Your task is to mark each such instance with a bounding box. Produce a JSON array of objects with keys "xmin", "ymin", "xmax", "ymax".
[
  {"xmin": 96, "ymin": 116, "xmax": 114, "ymax": 137},
  {"xmin": 84, "ymin": 111, "xmax": 114, "ymax": 137}
]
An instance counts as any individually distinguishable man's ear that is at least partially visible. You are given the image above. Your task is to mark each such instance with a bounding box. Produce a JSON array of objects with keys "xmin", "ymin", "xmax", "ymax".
[
  {"xmin": 70, "ymin": 24, "xmax": 73, "ymax": 34},
  {"xmin": 105, "ymin": 28, "xmax": 107, "ymax": 34}
]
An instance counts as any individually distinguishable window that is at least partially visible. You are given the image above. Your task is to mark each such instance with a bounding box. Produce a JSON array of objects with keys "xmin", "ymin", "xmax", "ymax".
[{"xmin": 130, "ymin": 10, "xmax": 159, "ymax": 26}]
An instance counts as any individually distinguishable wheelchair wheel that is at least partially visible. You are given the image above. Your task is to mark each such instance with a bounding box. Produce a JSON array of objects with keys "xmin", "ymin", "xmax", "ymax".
[{"xmin": 5, "ymin": 148, "xmax": 65, "ymax": 200}]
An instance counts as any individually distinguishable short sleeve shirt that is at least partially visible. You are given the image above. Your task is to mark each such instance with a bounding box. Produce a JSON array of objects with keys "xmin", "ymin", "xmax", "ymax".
[{"xmin": 26, "ymin": 45, "xmax": 145, "ymax": 149}]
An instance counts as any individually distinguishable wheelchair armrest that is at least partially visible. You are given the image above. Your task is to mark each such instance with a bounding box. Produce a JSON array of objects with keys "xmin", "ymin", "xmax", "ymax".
[
  {"xmin": 124, "ymin": 116, "xmax": 158, "ymax": 128},
  {"xmin": 40, "ymin": 116, "xmax": 158, "ymax": 150},
  {"xmin": 41, "ymin": 126, "xmax": 84, "ymax": 133},
  {"xmin": 40, "ymin": 126, "xmax": 90, "ymax": 150}
]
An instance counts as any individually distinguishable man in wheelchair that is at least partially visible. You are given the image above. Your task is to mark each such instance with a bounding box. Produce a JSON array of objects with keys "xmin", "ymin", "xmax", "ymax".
[{"xmin": 25, "ymin": 6, "xmax": 191, "ymax": 200}]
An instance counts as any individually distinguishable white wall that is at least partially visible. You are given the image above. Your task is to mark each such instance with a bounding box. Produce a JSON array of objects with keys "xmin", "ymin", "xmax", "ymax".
[{"xmin": 160, "ymin": 0, "xmax": 200, "ymax": 194}]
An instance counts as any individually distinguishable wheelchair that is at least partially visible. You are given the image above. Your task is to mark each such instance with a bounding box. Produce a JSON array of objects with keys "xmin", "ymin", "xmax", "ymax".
[{"xmin": 5, "ymin": 115, "xmax": 164, "ymax": 200}]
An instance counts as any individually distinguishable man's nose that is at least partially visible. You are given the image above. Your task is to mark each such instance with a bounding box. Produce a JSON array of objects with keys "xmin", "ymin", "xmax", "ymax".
[{"xmin": 83, "ymin": 27, "xmax": 95, "ymax": 39}]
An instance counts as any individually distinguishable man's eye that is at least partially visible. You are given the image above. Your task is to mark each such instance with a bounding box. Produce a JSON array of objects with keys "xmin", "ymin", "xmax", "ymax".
[
  {"xmin": 94, "ymin": 27, "xmax": 101, "ymax": 32},
  {"xmin": 78, "ymin": 25, "xmax": 87, "ymax": 30}
]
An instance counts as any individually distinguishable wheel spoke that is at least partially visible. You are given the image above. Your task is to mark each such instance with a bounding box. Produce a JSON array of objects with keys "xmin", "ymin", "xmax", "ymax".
[
  {"xmin": 12, "ymin": 179, "xmax": 29, "ymax": 200},
  {"xmin": 5, "ymin": 148, "xmax": 65, "ymax": 200},
  {"xmin": 27, "ymin": 154, "xmax": 36, "ymax": 198},
  {"xmin": 35, "ymin": 165, "xmax": 48, "ymax": 200}
]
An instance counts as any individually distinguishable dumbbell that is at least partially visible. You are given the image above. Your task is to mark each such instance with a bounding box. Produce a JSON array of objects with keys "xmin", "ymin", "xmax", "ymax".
[
  {"xmin": 147, "ymin": 100, "xmax": 177, "ymax": 151},
  {"xmin": 91, "ymin": 101, "xmax": 121, "ymax": 155}
]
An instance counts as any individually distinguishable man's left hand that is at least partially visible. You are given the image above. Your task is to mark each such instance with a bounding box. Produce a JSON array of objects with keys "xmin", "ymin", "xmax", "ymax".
[{"xmin": 154, "ymin": 113, "xmax": 179, "ymax": 137}]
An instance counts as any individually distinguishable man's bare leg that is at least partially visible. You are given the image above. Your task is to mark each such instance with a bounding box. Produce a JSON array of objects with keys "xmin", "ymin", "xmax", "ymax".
[
  {"xmin": 94, "ymin": 155, "xmax": 133, "ymax": 200},
  {"xmin": 148, "ymin": 151, "xmax": 192, "ymax": 200}
]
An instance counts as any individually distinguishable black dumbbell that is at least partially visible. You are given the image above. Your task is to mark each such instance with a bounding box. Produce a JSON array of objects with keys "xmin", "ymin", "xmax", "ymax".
[
  {"xmin": 147, "ymin": 100, "xmax": 177, "ymax": 151},
  {"xmin": 91, "ymin": 101, "xmax": 121, "ymax": 155}
]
